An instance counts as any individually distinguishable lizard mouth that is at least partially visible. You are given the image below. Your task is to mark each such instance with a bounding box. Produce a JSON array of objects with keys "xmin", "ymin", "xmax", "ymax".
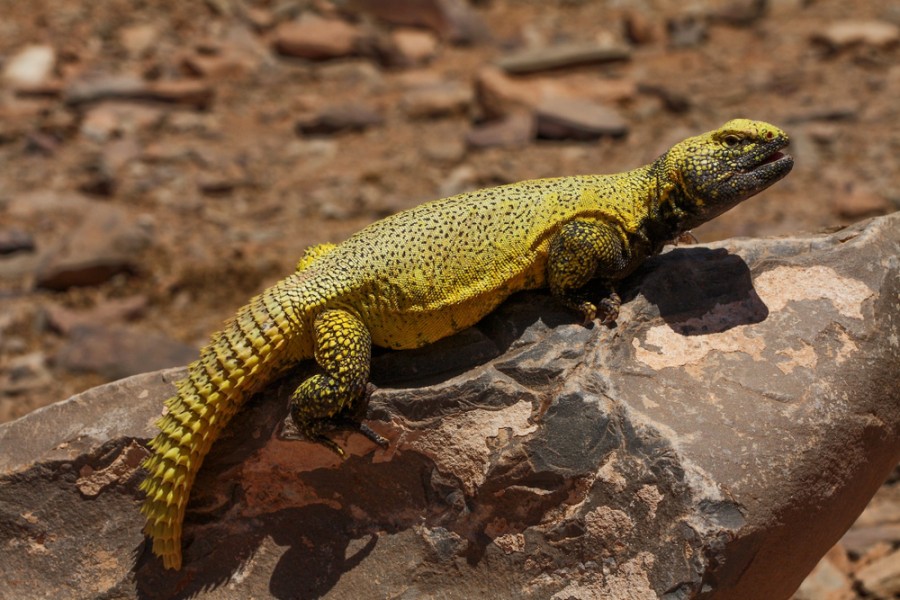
[{"xmin": 743, "ymin": 139, "xmax": 793, "ymax": 174}]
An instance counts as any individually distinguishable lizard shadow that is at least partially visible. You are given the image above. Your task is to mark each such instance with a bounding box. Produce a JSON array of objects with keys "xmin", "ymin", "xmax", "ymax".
[{"xmin": 619, "ymin": 246, "xmax": 769, "ymax": 334}]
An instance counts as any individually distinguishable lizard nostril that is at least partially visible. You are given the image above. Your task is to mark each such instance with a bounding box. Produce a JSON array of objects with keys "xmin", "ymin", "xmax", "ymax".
[{"xmin": 765, "ymin": 132, "xmax": 774, "ymax": 140}]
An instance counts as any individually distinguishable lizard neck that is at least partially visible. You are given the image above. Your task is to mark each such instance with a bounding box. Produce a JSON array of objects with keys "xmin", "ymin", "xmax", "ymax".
[{"xmin": 647, "ymin": 152, "xmax": 705, "ymax": 243}]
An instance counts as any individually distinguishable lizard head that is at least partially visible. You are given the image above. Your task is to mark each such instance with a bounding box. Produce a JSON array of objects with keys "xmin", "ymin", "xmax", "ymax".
[{"xmin": 665, "ymin": 118, "xmax": 793, "ymax": 229}]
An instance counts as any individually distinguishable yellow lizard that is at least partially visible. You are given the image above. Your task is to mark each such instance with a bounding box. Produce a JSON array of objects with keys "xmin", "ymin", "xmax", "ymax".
[{"xmin": 140, "ymin": 118, "xmax": 793, "ymax": 569}]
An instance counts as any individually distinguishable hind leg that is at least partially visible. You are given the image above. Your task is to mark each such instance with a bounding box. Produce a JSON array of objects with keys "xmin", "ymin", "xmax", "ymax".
[{"xmin": 289, "ymin": 309, "xmax": 384, "ymax": 456}]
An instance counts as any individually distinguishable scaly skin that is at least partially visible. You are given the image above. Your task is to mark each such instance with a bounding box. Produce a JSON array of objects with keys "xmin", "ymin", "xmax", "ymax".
[{"xmin": 140, "ymin": 118, "xmax": 793, "ymax": 569}]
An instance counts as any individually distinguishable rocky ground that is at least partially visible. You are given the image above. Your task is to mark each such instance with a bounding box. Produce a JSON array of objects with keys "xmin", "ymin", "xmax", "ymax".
[{"xmin": 0, "ymin": 0, "xmax": 898, "ymax": 597}]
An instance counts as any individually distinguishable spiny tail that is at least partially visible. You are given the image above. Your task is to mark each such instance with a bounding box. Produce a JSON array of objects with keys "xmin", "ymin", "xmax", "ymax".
[{"xmin": 139, "ymin": 275, "xmax": 307, "ymax": 570}]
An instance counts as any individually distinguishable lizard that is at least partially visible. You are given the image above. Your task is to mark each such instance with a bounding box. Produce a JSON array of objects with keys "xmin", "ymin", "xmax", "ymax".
[{"xmin": 139, "ymin": 118, "xmax": 793, "ymax": 570}]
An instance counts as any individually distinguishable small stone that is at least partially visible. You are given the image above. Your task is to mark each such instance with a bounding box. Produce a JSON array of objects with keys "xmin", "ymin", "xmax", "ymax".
[
  {"xmin": 793, "ymin": 545, "xmax": 854, "ymax": 600},
  {"xmin": 182, "ymin": 51, "xmax": 257, "ymax": 79},
  {"xmin": 495, "ymin": 42, "xmax": 630, "ymax": 75},
  {"xmin": 44, "ymin": 296, "xmax": 148, "ymax": 335},
  {"xmin": 708, "ymin": 0, "xmax": 767, "ymax": 27},
  {"xmin": 146, "ymin": 80, "xmax": 215, "ymax": 109},
  {"xmin": 402, "ymin": 82, "xmax": 472, "ymax": 119},
  {"xmin": 535, "ymin": 97, "xmax": 628, "ymax": 140},
  {"xmin": 390, "ymin": 28, "xmax": 440, "ymax": 66},
  {"xmin": 0, "ymin": 229, "xmax": 36, "ymax": 255},
  {"xmin": 53, "ymin": 325, "xmax": 197, "ymax": 381},
  {"xmin": 832, "ymin": 183, "xmax": 890, "ymax": 220},
  {"xmin": 295, "ymin": 103, "xmax": 384, "ymax": 135},
  {"xmin": 624, "ymin": 11, "xmax": 662, "ymax": 45},
  {"xmin": 422, "ymin": 137, "xmax": 466, "ymax": 163},
  {"xmin": 119, "ymin": 23, "xmax": 160, "ymax": 58},
  {"xmin": 345, "ymin": 0, "xmax": 490, "ymax": 44},
  {"xmin": 474, "ymin": 66, "xmax": 550, "ymax": 119},
  {"xmin": 466, "ymin": 112, "xmax": 535, "ymax": 149},
  {"xmin": 1, "ymin": 352, "xmax": 52, "ymax": 396},
  {"xmin": 274, "ymin": 15, "xmax": 362, "ymax": 60},
  {"xmin": 856, "ymin": 549, "xmax": 900, "ymax": 597},
  {"xmin": 667, "ymin": 15, "xmax": 708, "ymax": 48},
  {"xmin": 63, "ymin": 73, "xmax": 146, "ymax": 105},
  {"xmin": 34, "ymin": 204, "xmax": 151, "ymax": 290},
  {"xmin": 79, "ymin": 103, "xmax": 164, "ymax": 142},
  {"xmin": 813, "ymin": 20, "xmax": 900, "ymax": 50},
  {"xmin": 2, "ymin": 45, "xmax": 56, "ymax": 87}
]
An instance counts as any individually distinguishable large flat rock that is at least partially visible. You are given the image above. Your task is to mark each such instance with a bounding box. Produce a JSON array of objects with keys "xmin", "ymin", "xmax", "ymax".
[{"xmin": 1, "ymin": 213, "xmax": 898, "ymax": 599}]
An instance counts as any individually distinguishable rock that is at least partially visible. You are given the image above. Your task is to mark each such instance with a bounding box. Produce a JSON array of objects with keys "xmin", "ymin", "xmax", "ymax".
[
  {"xmin": 401, "ymin": 81, "xmax": 472, "ymax": 119},
  {"xmin": 273, "ymin": 15, "xmax": 363, "ymax": 60},
  {"xmin": 182, "ymin": 50, "xmax": 258, "ymax": 79},
  {"xmin": 389, "ymin": 28, "xmax": 440, "ymax": 66},
  {"xmin": 813, "ymin": 20, "xmax": 900, "ymax": 51},
  {"xmin": 535, "ymin": 97, "xmax": 628, "ymax": 140},
  {"xmin": 295, "ymin": 102, "xmax": 384, "ymax": 135},
  {"xmin": 495, "ymin": 42, "xmax": 631, "ymax": 75},
  {"xmin": 466, "ymin": 112, "xmax": 535, "ymax": 148},
  {"xmin": 624, "ymin": 11, "xmax": 663, "ymax": 45},
  {"xmin": 856, "ymin": 549, "xmax": 900, "ymax": 597},
  {"xmin": 2, "ymin": 45, "xmax": 56, "ymax": 87},
  {"xmin": 0, "ymin": 228, "xmax": 36, "ymax": 255},
  {"xmin": 793, "ymin": 545, "xmax": 855, "ymax": 600},
  {"xmin": 832, "ymin": 183, "xmax": 890, "ymax": 220},
  {"xmin": 34, "ymin": 203, "xmax": 151, "ymax": 290},
  {"xmin": 119, "ymin": 23, "xmax": 160, "ymax": 58},
  {"xmin": 145, "ymin": 80, "xmax": 215, "ymax": 109},
  {"xmin": 63, "ymin": 74, "xmax": 214, "ymax": 109},
  {"xmin": 342, "ymin": 0, "xmax": 491, "ymax": 44},
  {"xmin": 667, "ymin": 14, "xmax": 709, "ymax": 48},
  {"xmin": 53, "ymin": 325, "xmax": 197, "ymax": 381},
  {"xmin": 79, "ymin": 103, "xmax": 164, "ymax": 142},
  {"xmin": 0, "ymin": 213, "xmax": 897, "ymax": 598},
  {"xmin": 44, "ymin": 296, "xmax": 148, "ymax": 335},
  {"xmin": 708, "ymin": 0, "xmax": 768, "ymax": 27},
  {"xmin": 0, "ymin": 352, "xmax": 52, "ymax": 396}
]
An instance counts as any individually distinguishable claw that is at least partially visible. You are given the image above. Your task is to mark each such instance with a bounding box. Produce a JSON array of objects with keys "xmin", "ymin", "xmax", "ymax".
[{"xmin": 597, "ymin": 292, "xmax": 621, "ymax": 326}]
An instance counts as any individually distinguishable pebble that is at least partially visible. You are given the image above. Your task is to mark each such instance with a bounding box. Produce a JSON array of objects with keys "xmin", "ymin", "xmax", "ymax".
[
  {"xmin": 345, "ymin": 0, "xmax": 491, "ymax": 44},
  {"xmin": 0, "ymin": 229, "xmax": 36, "ymax": 255},
  {"xmin": 118, "ymin": 23, "xmax": 160, "ymax": 58},
  {"xmin": 832, "ymin": 183, "xmax": 890, "ymax": 220},
  {"xmin": 2, "ymin": 45, "xmax": 56, "ymax": 87},
  {"xmin": 401, "ymin": 82, "xmax": 472, "ymax": 119},
  {"xmin": 390, "ymin": 28, "xmax": 440, "ymax": 66},
  {"xmin": 295, "ymin": 102, "xmax": 384, "ymax": 135},
  {"xmin": 466, "ymin": 112, "xmax": 535, "ymax": 149},
  {"xmin": 495, "ymin": 42, "xmax": 630, "ymax": 75},
  {"xmin": 53, "ymin": 325, "xmax": 197, "ymax": 381},
  {"xmin": 274, "ymin": 15, "xmax": 362, "ymax": 60},
  {"xmin": 856, "ymin": 549, "xmax": 900, "ymax": 597},
  {"xmin": 813, "ymin": 20, "xmax": 900, "ymax": 50},
  {"xmin": 34, "ymin": 203, "xmax": 151, "ymax": 290},
  {"xmin": 44, "ymin": 296, "xmax": 148, "ymax": 335},
  {"xmin": 535, "ymin": 97, "xmax": 628, "ymax": 140},
  {"xmin": 667, "ymin": 15, "xmax": 708, "ymax": 48}
]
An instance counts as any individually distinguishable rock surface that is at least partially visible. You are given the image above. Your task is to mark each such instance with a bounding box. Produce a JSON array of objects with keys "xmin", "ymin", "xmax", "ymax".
[{"xmin": 0, "ymin": 214, "xmax": 897, "ymax": 599}]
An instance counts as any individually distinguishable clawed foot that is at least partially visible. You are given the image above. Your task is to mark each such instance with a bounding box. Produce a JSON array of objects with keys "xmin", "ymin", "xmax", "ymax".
[
  {"xmin": 578, "ymin": 292, "xmax": 620, "ymax": 326},
  {"xmin": 290, "ymin": 382, "xmax": 388, "ymax": 458}
]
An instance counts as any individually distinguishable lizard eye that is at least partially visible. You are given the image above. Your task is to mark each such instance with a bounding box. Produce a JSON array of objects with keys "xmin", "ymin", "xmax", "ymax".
[{"xmin": 723, "ymin": 134, "xmax": 740, "ymax": 147}]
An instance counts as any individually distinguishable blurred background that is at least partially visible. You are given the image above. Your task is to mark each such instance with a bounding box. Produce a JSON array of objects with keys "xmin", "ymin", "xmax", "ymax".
[{"xmin": 0, "ymin": 0, "xmax": 897, "ymax": 596}]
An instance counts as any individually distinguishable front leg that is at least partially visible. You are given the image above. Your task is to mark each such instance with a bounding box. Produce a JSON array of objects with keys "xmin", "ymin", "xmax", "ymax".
[
  {"xmin": 547, "ymin": 219, "xmax": 630, "ymax": 326},
  {"xmin": 290, "ymin": 309, "xmax": 384, "ymax": 457}
]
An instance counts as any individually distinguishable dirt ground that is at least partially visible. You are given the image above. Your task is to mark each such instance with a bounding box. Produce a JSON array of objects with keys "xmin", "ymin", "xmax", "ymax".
[{"xmin": 0, "ymin": 0, "xmax": 898, "ymax": 595}]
